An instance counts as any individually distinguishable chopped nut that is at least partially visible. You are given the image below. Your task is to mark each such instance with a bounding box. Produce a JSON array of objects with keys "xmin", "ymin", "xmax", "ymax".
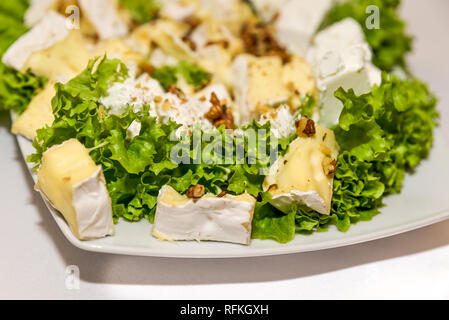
[
  {"xmin": 217, "ymin": 191, "xmax": 227, "ymax": 198},
  {"xmin": 154, "ymin": 96, "xmax": 162, "ymax": 103},
  {"xmin": 204, "ymin": 92, "xmax": 235, "ymax": 129},
  {"xmin": 267, "ymin": 184, "xmax": 278, "ymax": 192},
  {"xmin": 139, "ymin": 61, "xmax": 154, "ymax": 75},
  {"xmin": 168, "ymin": 85, "xmax": 187, "ymax": 101},
  {"xmin": 186, "ymin": 184, "xmax": 205, "ymax": 199},
  {"xmin": 209, "ymin": 92, "xmax": 220, "ymax": 106},
  {"xmin": 205, "ymin": 105, "xmax": 224, "ymax": 121},
  {"xmin": 295, "ymin": 117, "xmax": 316, "ymax": 137},
  {"xmin": 322, "ymin": 158, "xmax": 337, "ymax": 176}
]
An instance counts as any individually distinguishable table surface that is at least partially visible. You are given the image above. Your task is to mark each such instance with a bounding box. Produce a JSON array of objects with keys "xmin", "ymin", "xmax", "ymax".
[{"xmin": 1, "ymin": 0, "xmax": 449, "ymax": 300}]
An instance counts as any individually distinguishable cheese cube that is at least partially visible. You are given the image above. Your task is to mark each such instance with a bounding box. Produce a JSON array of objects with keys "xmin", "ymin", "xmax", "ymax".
[
  {"xmin": 250, "ymin": 0, "xmax": 289, "ymax": 23},
  {"xmin": 263, "ymin": 122, "xmax": 339, "ymax": 215},
  {"xmin": 231, "ymin": 54, "xmax": 290, "ymax": 122},
  {"xmin": 78, "ymin": 0, "xmax": 128, "ymax": 39},
  {"xmin": 307, "ymin": 18, "xmax": 382, "ymax": 127},
  {"xmin": 231, "ymin": 54, "xmax": 317, "ymax": 122},
  {"xmin": 2, "ymin": 11, "xmax": 69, "ymax": 72},
  {"xmin": 35, "ymin": 139, "xmax": 114, "ymax": 240},
  {"xmin": 275, "ymin": 0, "xmax": 333, "ymax": 57},
  {"xmin": 11, "ymin": 82, "xmax": 55, "ymax": 140},
  {"xmin": 153, "ymin": 186, "xmax": 256, "ymax": 245}
]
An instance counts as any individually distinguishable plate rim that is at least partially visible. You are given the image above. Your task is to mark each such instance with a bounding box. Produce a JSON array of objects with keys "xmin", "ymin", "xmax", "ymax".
[{"xmin": 13, "ymin": 110, "xmax": 449, "ymax": 258}]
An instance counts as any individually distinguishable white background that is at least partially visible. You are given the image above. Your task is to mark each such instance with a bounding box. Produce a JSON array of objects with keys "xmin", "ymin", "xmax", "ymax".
[{"xmin": 1, "ymin": 0, "xmax": 449, "ymax": 299}]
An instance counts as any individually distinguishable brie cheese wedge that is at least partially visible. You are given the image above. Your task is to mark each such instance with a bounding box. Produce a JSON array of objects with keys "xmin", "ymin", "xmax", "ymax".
[
  {"xmin": 231, "ymin": 54, "xmax": 317, "ymax": 122},
  {"xmin": 231, "ymin": 54, "xmax": 290, "ymax": 122},
  {"xmin": 11, "ymin": 82, "xmax": 56, "ymax": 140},
  {"xmin": 2, "ymin": 11, "xmax": 69, "ymax": 72},
  {"xmin": 307, "ymin": 18, "xmax": 382, "ymax": 127},
  {"xmin": 78, "ymin": 0, "xmax": 129, "ymax": 39},
  {"xmin": 153, "ymin": 186, "xmax": 256, "ymax": 245},
  {"xmin": 35, "ymin": 139, "xmax": 114, "ymax": 240},
  {"xmin": 263, "ymin": 122, "xmax": 339, "ymax": 215}
]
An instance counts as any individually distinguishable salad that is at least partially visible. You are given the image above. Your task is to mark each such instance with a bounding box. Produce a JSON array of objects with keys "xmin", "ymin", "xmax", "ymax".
[{"xmin": 0, "ymin": 0, "xmax": 438, "ymax": 245}]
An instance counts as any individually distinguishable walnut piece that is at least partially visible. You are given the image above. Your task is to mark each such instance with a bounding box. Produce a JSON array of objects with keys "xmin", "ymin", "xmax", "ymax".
[
  {"xmin": 295, "ymin": 117, "xmax": 316, "ymax": 138},
  {"xmin": 322, "ymin": 157, "xmax": 337, "ymax": 176},
  {"xmin": 186, "ymin": 184, "xmax": 205, "ymax": 199},
  {"xmin": 204, "ymin": 92, "xmax": 235, "ymax": 129}
]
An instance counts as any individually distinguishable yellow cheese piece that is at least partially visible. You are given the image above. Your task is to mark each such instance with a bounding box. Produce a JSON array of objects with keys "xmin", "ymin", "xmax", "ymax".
[
  {"xmin": 246, "ymin": 55, "xmax": 290, "ymax": 113},
  {"xmin": 263, "ymin": 124, "xmax": 339, "ymax": 215},
  {"xmin": 35, "ymin": 139, "xmax": 112, "ymax": 239},
  {"xmin": 11, "ymin": 82, "xmax": 55, "ymax": 140},
  {"xmin": 21, "ymin": 30, "xmax": 91, "ymax": 82},
  {"xmin": 282, "ymin": 55, "xmax": 318, "ymax": 108},
  {"xmin": 92, "ymin": 38, "xmax": 144, "ymax": 64}
]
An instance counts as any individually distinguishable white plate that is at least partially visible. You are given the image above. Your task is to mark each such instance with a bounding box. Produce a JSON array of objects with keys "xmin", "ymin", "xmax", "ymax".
[{"xmin": 14, "ymin": 108, "xmax": 449, "ymax": 258}]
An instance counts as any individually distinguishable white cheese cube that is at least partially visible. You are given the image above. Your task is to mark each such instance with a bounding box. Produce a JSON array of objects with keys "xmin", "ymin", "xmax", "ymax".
[
  {"xmin": 263, "ymin": 122, "xmax": 339, "ymax": 215},
  {"xmin": 153, "ymin": 186, "xmax": 256, "ymax": 245},
  {"xmin": 307, "ymin": 18, "xmax": 382, "ymax": 127},
  {"xmin": 2, "ymin": 11, "xmax": 69, "ymax": 71},
  {"xmin": 78, "ymin": 0, "xmax": 128, "ymax": 39},
  {"xmin": 35, "ymin": 139, "xmax": 114, "ymax": 240},
  {"xmin": 275, "ymin": 0, "xmax": 333, "ymax": 57},
  {"xmin": 250, "ymin": 0, "xmax": 289, "ymax": 23}
]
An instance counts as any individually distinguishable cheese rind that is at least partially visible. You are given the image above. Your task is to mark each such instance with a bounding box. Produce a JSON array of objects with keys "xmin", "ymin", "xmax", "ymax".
[
  {"xmin": 2, "ymin": 11, "xmax": 69, "ymax": 71},
  {"xmin": 153, "ymin": 186, "xmax": 256, "ymax": 245},
  {"xmin": 35, "ymin": 139, "xmax": 114, "ymax": 240},
  {"xmin": 263, "ymin": 123, "xmax": 339, "ymax": 215},
  {"xmin": 307, "ymin": 18, "xmax": 382, "ymax": 127},
  {"xmin": 11, "ymin": 82, "xmax": 55, "ymax": 140}
]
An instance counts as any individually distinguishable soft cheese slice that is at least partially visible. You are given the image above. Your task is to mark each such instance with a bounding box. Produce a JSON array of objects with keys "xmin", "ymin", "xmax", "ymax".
[
  {"xmin": 153, "ymin": 186, "xmax": 256, "ymax": 245},
  {"xmin": 11, "ymin": 82, "xmax": 56, "ymax": 140},
  {"xmin": 275, "ymin": 0, "xmax": 333, "ymax": 57},
  {"xmin": 231, "ymin": 54, "xmax": 317, "ymax": 122},
  {"xmin": 2, "ymin": 11, "xmax": 69, "ymax": 72},
  {"xmin": 22, "ymin": 29, "xmax": 92, "ymax": 82},
  {"xmin": 35, "ymin": 139, "xmax": 114, "ymax": 240},
  {"xmin": 78, "ymin": 0, "xmax": 128, "ymax": 39},
  {"xmin": 307, "ymin": 18, "xmax": 382, "ymax": 127},
  {"xmin": 263, "ymin": 123, "xmax": 339, "ymax": 215},
  {"xmin": 231, "ymin": 54, "xmax": 290, "ymax": 122}
]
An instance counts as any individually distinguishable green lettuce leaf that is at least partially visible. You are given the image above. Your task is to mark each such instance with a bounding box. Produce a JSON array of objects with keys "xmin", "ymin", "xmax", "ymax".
[
  {"xmin": 30, "ymin": 57, "xmax": 294, "ymax": 224},
  {"xmin": 119, "ymin": 0, "xmax": 160, "ymax": 25},
  {"xmin": 0, "ymin": 0, "xmax": 47, "ymax": 113},
  {"xmin": 320, "ymin": 0, "xmax": 412, "ymax": 71},
  {"xmin": 152, "ymin": 61, "xmax": 212, "ymax": 91},
  {"xmin": 293, "ymin": 74, "xmax": 438, "ymax": 234}
]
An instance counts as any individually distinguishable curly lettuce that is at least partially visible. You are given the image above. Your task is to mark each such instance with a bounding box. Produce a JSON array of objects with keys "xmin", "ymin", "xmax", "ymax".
[
  {"xmin": 29, "ymin": 57, "xmax": 293, "ymax": 224},
  {"xmin": 152, "ymin": 61, "xmax": 212, "ymax": 91},
  {"xmin": 119, "ymin": 0, "xmax": 161, "ymax": 25},
  {"xmin": 320, "ymin": 0, "xmax": 412, "ymax": 72},
  {"xmin": 0, "ymin": 0, "xmax": 47, "ymax": 113}
]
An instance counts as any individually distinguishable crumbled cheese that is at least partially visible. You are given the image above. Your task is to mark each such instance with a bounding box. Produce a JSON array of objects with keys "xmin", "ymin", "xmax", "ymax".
[{"xmin": 258, "ymin": 105, "xmax": 296, "ymax": 139}]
